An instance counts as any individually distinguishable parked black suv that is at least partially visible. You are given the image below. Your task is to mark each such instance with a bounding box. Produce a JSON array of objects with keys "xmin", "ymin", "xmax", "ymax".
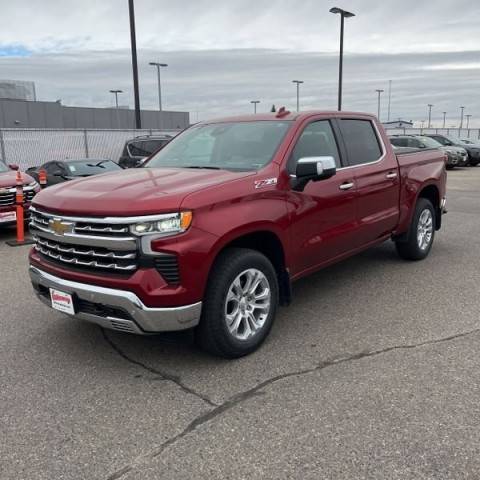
[
  {"xmin": 425, "ymin": 134, "xmax": 480, "ymax": 167},
  {"xmin": 118, "ymin": 135, "xmax": 173, "ymax": 168}
]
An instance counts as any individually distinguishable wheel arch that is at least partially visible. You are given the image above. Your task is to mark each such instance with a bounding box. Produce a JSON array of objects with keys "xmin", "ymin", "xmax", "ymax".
[{"xmin": 209, "ymin": 228, "xmax": 291, "ymax": 306}]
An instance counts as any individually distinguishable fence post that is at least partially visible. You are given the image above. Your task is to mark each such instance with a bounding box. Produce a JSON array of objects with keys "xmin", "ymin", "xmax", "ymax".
[
  {"xmin": 0, "ymin": 129, "xmax": 6, "ymax": 162},
  {"xmin": 83, "ymin": 129, "xmax": 89, "ymax": 158}
]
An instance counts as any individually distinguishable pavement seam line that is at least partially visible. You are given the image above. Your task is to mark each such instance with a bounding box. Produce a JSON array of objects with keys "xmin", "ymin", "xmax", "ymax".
[
  {"xmin": 106, "ymin": 327, "xmax": 480, "ymax": 480},
  {"xmin": 101, "ymin": 328, "xmax": 218, "ymax": 407}
]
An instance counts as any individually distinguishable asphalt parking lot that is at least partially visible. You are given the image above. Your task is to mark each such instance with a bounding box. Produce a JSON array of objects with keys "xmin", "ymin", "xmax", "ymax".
[{"xmin": 1, "ymin": 167, "xmax": 480, "ymax": 480}]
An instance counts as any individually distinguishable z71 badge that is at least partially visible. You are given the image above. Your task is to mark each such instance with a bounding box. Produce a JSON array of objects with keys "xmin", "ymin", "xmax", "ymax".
[{"xmin": 254, "ymin": 178, "xmax": 278, "ymax": 189}]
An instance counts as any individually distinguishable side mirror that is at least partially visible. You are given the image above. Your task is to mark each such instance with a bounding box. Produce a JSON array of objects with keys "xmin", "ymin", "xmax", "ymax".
[
  {"xmin": 418, "ymin": 144, "xmax": 426, "ymax": 148},
  {"xmin": 291, "ymin": 156, "xmax": 336, "ymax": 192},
  {"xmin": 8, "ymin": 164, "xmax": 19, "ymax": 171}
]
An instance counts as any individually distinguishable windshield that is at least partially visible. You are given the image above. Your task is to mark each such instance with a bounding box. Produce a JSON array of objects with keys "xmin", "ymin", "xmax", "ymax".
[
  {"xmin": 419, "ymin": 137, "xmax": 443, "ymax": 148},
  {"xmin": 146, "ymin": 121, "xmax": 292, "ymax": 171},
  {"xmin": 65, "ymin": 160, "xmax": 122, "ymax": 176},
  {"xmin": 0, "ymin": 162, "xmax": 8, "ymax": 173}
]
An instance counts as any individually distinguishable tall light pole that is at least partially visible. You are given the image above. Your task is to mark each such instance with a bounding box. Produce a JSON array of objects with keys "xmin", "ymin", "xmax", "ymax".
[
  {"xmin": 250, "ymin": 100, "xmax": 260, "ymax": 114},
  {"xmin": 149, "ymin": 62, "xmax": 168, "ymax": 111},
  {"xmin": 329, "ymin": 7, "xmax": 355, "ymax": 111},
  {"xmin": 292, "ymin": 80, "xmax": 304, "ymax": 112},
  {"xmin": 128, "ymin": 0, "xmax": 141, "ymax": 129},
  {"xmin": 427, "ymin": 104, "xmax": 433, "ymax": 128},
  {"xmin": 460, "ymin": 106, "xmax": 465, "ymax": 129},
  {"xmin": 375, "ymin": 89, "xmax": 384, "ymax": 120},
  {"xmin": 109, "ymin": 89, "xmax": 123, "ymax": 109},
  {"xmin": 442, "ymin": 111, "xmax": 447, "ymax": 129},
  {"xmin": 387, "ymin": 80, "xmax": 392, "ymax": 121},
  {"xmin": 466, "ymin": 114, "xmax": 472, "ymax": 129}
]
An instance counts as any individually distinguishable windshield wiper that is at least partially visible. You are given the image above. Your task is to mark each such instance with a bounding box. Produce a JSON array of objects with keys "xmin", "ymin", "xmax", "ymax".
[{"xmin": 184, "ymin": 165, "xmax": 222, "ymax": 170}]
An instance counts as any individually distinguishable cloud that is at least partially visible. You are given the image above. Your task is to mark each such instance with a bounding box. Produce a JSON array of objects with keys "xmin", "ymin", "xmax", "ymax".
[
  {"xmin": 1, "ymin": 48, "xmax": 479, "ymax": 127},
  {"xmin": 0, "ymin": 1, "xmax": 479, "ymax": 126}
]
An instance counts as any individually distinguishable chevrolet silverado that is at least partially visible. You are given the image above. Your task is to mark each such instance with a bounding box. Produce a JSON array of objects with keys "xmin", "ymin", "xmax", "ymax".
[{"xmin": 29, "ymin": 110, "xmax": 447, "ymax": 357}]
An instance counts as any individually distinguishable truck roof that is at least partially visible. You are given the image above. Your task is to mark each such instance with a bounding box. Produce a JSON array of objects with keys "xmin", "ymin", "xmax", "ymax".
[{"xmin": 199, "ymin": 110, "xmax": 377, "ymax": 124}]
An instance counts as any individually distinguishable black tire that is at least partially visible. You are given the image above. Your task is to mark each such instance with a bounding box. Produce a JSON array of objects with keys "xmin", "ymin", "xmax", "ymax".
[
  {"xmin": 469, "ymin": 159, "xmax": 479, "ymax": 167},
  {"xmin": 195, "ymin": 248, "xmax": 279, "ymax": 358},
  {"xmin": 395, "ymin": 198, "xmax": 435, "ymax": 261},
  {"xmin": 446, "ymin": 165, "xmax": 454, "ymax": 170}
]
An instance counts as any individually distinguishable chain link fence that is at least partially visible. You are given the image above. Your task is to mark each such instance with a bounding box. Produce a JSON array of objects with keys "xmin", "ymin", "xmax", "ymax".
[
  {"xmin": 1, "ymin": 126, "xmax": 479, "ymax": 171},
  {"xmin": 383, "ymin": 127, "xmax": 480, "ymax": 139},
  {"xmin": 0, "ymin": 128, "xmax": 180, "ymax": 170}
]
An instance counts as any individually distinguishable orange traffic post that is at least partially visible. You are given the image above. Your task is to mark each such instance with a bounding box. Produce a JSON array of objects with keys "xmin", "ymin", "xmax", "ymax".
[
  {"xmin": 6, "ymin": 171, "xmax": 35, "ymax": 247},
  {"xmin": 38, "ymin": 168, "xmax": 47, "ymax": 188}
]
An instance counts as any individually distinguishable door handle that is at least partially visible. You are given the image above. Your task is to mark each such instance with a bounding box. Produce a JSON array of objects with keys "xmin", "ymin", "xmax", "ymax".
[
  {"xmin": 386, "ymin": 172, "xmax": 398, "ymax": 179},
  {"xmin": 339, "ymin": 182, "xmax": 354, "ymax": 190}
]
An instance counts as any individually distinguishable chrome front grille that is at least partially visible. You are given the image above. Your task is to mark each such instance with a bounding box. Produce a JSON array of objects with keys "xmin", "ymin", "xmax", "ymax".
[
  {"xmin": 30, "ymin": 207, "xmax": 139, "ymax": 274},
  {"xmin": 34, "ymin": 236, "xmax": 137, "ymax": 271},
  {"xmin": 30, "ymin": 209, "xmax": 132, "ymax": 239},
  {"xmin": 0, "ymin": 187, "xmax": 35, "ymax": 207}
]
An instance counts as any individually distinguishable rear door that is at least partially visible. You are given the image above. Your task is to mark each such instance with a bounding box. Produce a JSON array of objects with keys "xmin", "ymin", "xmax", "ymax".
[
  {"xmin": 286, "ymin": 118, "xmax": 359, "ymax": 276},
  {"xmin": 338, "ymin": 118, "xmax": 400, "ymax": 246}
]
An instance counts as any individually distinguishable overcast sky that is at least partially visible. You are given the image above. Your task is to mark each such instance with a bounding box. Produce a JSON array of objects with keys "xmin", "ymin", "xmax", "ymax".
[{"xmin": 1, "ymin": 0, "xmax": 479, "ymax": 126}]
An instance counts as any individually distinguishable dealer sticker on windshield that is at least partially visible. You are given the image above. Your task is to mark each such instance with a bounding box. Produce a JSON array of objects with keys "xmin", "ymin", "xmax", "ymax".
[{"xmin": 50, "ymin": 288, "xmax": 75, "ymax": 315}]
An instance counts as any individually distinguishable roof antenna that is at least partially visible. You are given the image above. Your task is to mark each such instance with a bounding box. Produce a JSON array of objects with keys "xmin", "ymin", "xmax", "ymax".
[{"xmin": 276, "ymin": 106, "xmax": 290, "ymax": 118}]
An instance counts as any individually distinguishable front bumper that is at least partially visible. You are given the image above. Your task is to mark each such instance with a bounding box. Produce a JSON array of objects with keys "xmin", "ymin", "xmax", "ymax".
[{"xmin": 29, "ymin": 266, "xmax": 202, "ymax": 334}]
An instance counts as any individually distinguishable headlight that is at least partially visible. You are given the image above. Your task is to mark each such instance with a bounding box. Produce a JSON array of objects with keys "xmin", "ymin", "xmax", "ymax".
[
  {"xmin": 28, "ymin": 180, "xmax": 39, "ymax": 189},
  {"xmin": 445, "ymin": 149, "xmax": 453, "ymax": 154},
  {"xmin": 129, "ymin": 212, "xmax": 193, "ymax": 237}
]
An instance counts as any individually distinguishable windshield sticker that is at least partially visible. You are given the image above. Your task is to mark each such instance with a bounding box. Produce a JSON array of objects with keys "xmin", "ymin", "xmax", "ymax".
[
  {"xmin": 68, "ymin": 165, "xmax": 76, "ymax": 172},
  {"xmin": 254, "ymin": 178, "xmax": 277, "ymax": 189}
]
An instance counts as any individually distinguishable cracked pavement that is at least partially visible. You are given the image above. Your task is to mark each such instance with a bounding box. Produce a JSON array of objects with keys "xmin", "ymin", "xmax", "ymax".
[{"xmin": 1, "ymin": 167, "xmax": 480, "ymax": 479}]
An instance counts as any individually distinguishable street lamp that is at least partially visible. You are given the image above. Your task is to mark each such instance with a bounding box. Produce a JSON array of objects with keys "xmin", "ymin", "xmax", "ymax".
[
  {"xmin": 442, "ymin": 111, "xmax": 447, "ymax": 129},
  {"xmin": 427, "ymin": 104, "xmax": 433, "ymax": 128},
  {"xmin": 250, "ymin": 100, "xmax": 260, "ymax": 114},
  {"xmin": 128, "ymin": 0, "xmax": 141, "ymax": 128},
  {"xmin": 375, "ymin": 89, "xmax": 384, "ymax": 120},
  {"xmin": 149, "ymin": 62, "xmax": 168, "ymax": 111},
  {"xmin": 109, "ymin": 89, "xmax": 123, "ymax": 109},
  {"xmin": 466, "ymin": 114, "xmax": 472, "ymax": 129},
  {"xmin": 292, "ymin": 80, "xmax": 304, "ymax": 112},
  {"xmin": 329, "ymin": 7, "xmax": 355, "ymax": 111},
  {"xmin": 460, "ymin": 106, "xmax": 465, "ymax": 129}
]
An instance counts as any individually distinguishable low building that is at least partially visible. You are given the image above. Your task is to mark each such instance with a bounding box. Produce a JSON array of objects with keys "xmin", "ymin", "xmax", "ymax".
[{"xmin": 0, "ymin": 98, "xmax": 189, "ymax": 130}]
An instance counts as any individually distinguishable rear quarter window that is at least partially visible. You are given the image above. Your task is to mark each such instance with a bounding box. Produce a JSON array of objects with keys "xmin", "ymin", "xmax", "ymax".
[{"xmin": 340, "ymin": 119, "xmax": 383, "ymax": 166}]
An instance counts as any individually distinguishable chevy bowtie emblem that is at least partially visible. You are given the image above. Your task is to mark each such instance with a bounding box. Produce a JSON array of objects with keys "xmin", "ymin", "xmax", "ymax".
[{"xmin": 49, "ymin": 218, "xmax": 74, "ymax": 236}]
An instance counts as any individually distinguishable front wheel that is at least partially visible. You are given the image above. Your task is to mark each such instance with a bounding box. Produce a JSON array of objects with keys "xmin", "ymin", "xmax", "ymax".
[
  {"xmin": 395, "ymin": 198, "xmax": 435, "ymax": 261},
  {"xmin": 469, "ymin": 159, "xmax": 479, "ymax": 167},
  {"xmin": 196, "ymin": 248, "xmax": 279, "ymax": 358}
]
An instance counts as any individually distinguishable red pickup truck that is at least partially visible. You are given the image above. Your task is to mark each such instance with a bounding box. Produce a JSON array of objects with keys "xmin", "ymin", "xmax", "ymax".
[
  {"xmin": 29, "ymin": 111, "xmax": 447, "ymax": 357},
  {"xmin": 0, "ymin": 162, "xmax": 40, "ymax": 225}
]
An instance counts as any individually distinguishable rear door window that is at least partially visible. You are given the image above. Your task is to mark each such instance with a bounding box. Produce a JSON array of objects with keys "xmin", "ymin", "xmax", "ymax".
[{"xmin": 340, "ymin": 119, "xmax": 383, "ymax": 166}]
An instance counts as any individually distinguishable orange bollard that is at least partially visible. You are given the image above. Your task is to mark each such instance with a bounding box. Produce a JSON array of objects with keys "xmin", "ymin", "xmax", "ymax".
[
  {"xmin": 15, "ymin": 171, "xmax": 25, "ymax": 243},
  {"xmin": 6, "ymin": 170, "xmax": 35, "ymax": 247},
  {"xmin": 38, "ymin": 168, "xmax": 47, "ymax": 188}
]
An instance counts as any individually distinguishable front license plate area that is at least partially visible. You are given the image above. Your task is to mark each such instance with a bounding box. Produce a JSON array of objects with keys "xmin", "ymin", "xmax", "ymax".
[{"xmin": 49, "ymin": 288, "xmax": 75, "ymax": 315}]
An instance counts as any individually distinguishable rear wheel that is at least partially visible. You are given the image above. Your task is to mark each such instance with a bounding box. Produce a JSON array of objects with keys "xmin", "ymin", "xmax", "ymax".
[
  {"xmin": 395, "ymin": 198, "xmax": 435, "ymax": 261},
  {"xmin": 196, "ymin": 248, "xmax": 279, "ymax": 358}
]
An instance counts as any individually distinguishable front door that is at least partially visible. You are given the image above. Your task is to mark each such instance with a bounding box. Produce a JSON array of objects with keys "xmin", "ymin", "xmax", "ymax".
[{"xmin": 285, "ymin": 119, "xmax": 359, "ymax": 277}]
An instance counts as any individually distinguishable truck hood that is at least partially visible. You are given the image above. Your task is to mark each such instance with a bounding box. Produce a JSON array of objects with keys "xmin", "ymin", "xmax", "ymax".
[
  {"xmin": 32, "ymin": 167, "xmax": 254, "ymax": 216},
  {"xmin": 0, "ymin": 171, "xmax": 35, "ymax": 189}
]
